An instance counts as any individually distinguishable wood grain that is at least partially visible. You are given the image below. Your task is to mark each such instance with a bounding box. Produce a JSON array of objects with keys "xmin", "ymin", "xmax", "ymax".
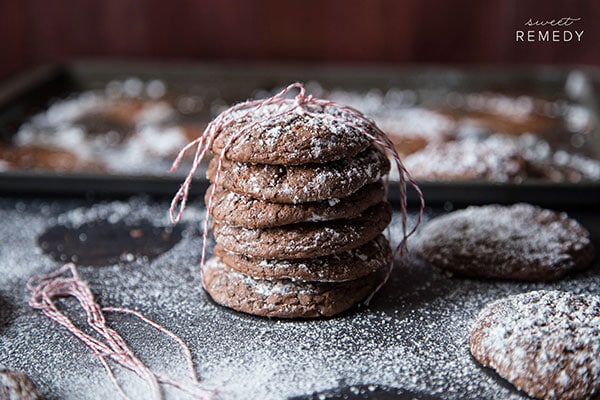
[{"xmin": 0, "ymin": 0, "xmax": 598, "ymax": 80}]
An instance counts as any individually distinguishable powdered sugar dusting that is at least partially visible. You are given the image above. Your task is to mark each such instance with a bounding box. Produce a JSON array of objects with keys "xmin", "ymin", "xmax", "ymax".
[
  {"xmin": 415, "ymin": 203, "xmax": 593, "ymax": 279},
  {"xmin": 230, "ymin": 101, "xmax": 373, "ymax": 144},
  {"xmin": 404, "ymin": 136, "xmax": 526, "ymax": 182},
  {"xmin": 471, "ymin": 290, "xmax": 600, "ymax": 400},
  {"xmin": 376, "ymin": 108, "xmax": 456, "ymax": 141},
  {"xmin": 10, "ymin": 79, "xmax": 203, "ymax": 175},
  {"xmin": 211, "ymin": 146, "xmax": 389, "ymax": 204},
  {"xmin": 327, "ymin": 87, "xmax": 599, "ymax": 183},
  {"xmin": 210, "ymin": 96, "xmax": 377, "ymax": 166},
  {"xmin": 1, "ymin": 198, "xmax": 599, "ymax": 399}
]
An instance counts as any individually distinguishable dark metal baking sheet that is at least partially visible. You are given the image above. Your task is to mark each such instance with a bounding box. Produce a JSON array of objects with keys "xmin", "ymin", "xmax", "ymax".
[{"xmin": 1, "ymin": 61, "xmax": 600, "ymax": 205}]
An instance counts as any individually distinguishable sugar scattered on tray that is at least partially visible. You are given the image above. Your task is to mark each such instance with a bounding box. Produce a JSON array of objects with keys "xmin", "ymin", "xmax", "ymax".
[{"xmin": 9, "ymin": 79, "xmax": 217, "ymax": 175}]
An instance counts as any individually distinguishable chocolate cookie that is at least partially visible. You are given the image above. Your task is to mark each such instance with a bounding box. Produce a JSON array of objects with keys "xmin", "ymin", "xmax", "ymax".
[
  {"xmin": 376, "ymin": 108, "xmax": 456, "ymax": 157},
  {"xmin": 213, "ymin": 202, "xmax": 392, "ymax": 259},
  {"xmin": 215, "ymin": 234, "xmax": 391, "ymax": 282},
  {"xmin": 211, "ymin": 102, "xmax": 373, "ymax": 165},
  {"xmin": 470, "ymin": 290, "xmax": 600, "ymax": 400},
  {"xmin": 206, "ymin": 181, "xmax": 385, "ymax": 228},
  {"xmin": 0, "ymin": 145, "xmax": 106, "ymax": 172},
  {"xmin": 207, "ymin": 146, "xmax": 390, "ymax": 203},
  {"xmin": 0, "ymin": 369, "xmax": 43, "ymax": 400},
  {"xmin": 415, "ymin": 203, "xmax": 594, "ymax": 281},
  {"xmin": 202, "ymin": 257, "xmax": 386, "ymax": 318},
  {"xmin": 403, "ymin": 136, "xmax": 526, "ymax": 182}
]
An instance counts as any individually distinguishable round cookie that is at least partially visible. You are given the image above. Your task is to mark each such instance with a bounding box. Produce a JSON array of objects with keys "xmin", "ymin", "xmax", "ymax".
[
  {"xmin": 470, "ymin": 290, "xmax": 600, "ymax": 400},
  {"xmin": 376, "ymin": 108, "xmax": 456, "ymax": 157},
  {"xmin": 213, "ymin": 202, "xmax": 392, "ymax": 259},
  {"xmin": 207, "ymin": 146, "xmax": 390, "ymax": 204},
  {"xmin": 211, "ymin": 102, "xmax": 373, "ymax": 165},
  {"xmin": 202, "ymin": 256, "xmax": 386, "ymax": 318},
  {"xmin": 215, "ymin": 234, "xmax": 391, "ymax": 282},
  {"xmin": 403, "ymin": 136, "xmax": 526, "ymax": 182},
  {"xmin": 0, "ymin": 369, "xmax": 43, "ymax": 400},
  {"xmin": 0, "ymin": 145, "xmax": 106, "ymax": 172},
  {"xmin": 415, "ymin": 203, "xmax": 594, "ymax": 281},
  {"xmin": 438, "ymin": 92, "xmax": 556, "ymax": 135},
  {"xmin": 206, "ymin": 181, "xmax": 385, "ymax": 228}
]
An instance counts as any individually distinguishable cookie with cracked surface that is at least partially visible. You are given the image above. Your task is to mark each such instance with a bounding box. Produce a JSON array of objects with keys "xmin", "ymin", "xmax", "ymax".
[
  {"xmin": 215, "ymin": 234, "xmax": 391, "ymax": 282},
  {"xmin": 403, "ymin": 136, "xmax": 526, "ymax": 182},
  {"xmin": 211, "ymin": 102, "xmax": 374, "ymax": 165},
  {"xmin": 470, "ymin": 290, "xmax": 600, "ymax": 400},
  {"xmin": 0, "ymin": 369, "xmax": 43, "ymax": 400},
  {"xmin": 202, "ymin": 256, "xmax": 386, "ymax": 318},
  {"xmin": 207, "ymin": 146, "xmax": 390, "ymax": 204},
  {"xmin": 376, "ymin": 108, "xmax": 457, "ymax": 157},
  {"xmin": 213, "ymin": 202, "xmax": 392, "ymax": 259},
  {"xmin": 206, "ymin": 181, "xmax": 385, "ymax": 228},
  {"xmin": 415, "ymin": 203, "xmax": 594, "ymax": 281}
]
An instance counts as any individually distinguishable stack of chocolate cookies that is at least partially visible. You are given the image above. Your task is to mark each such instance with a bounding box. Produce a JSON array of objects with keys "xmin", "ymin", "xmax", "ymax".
[{"xmin": 201, "ymin": 102, "xmax": 393, "ymax": 318}]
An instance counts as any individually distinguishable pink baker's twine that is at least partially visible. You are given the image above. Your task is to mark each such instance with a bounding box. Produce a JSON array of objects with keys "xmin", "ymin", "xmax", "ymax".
[
  {"xmin": 170, "ymin": 82, "xmax": 425, "ymax": 302},
  {"xmin": 27, "ymin": 263, "xmax": 213, "ymax": 400}
]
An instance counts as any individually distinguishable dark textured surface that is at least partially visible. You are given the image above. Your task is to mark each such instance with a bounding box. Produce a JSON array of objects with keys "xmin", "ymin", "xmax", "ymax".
[
  {"xmin": 38, "ymin": 219, "xmax": 184, "ymax": 267},
  {"xmin": 0, "ymin": 196, "xmax": 598, "ymax": 400},
  {"xmin": 290, "ymin": 385, "xmax": 443, "ymax": 400}
]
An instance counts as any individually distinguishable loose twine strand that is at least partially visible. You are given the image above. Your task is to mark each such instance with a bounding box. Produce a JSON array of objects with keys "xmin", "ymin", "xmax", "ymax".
[
  {"xmin": 27, "ymin": 263, "xmax": 213, "ymax": 400},
  {"xmin": 170, "ymin": 82, "xmax": 425, "ymax": 302}
]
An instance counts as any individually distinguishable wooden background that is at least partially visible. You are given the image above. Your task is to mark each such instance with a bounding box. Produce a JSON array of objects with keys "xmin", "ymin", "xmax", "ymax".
[{"xmin": 1, "ymin": 0, "xmax": 598, "ymax": 80}]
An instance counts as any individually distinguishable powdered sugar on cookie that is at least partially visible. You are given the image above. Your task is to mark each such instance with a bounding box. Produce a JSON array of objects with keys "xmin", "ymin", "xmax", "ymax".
[
  {"xmin": 208, "ymin": 146, "xmax": 389, "ymax": 203},
  {"xmin": 212, "ymin": 101, "xmax": 374, "ymax": 165},
  {"xmin": 415, "ymin": 203, "xmax": 594, "ymax": 281},
  {"xmin": 470, "ymin": 290, "xmax": 600, "ymax": 400},
  {"xmin": 404, "ymin": 136, "xmax": 526, "ymax": 182}
]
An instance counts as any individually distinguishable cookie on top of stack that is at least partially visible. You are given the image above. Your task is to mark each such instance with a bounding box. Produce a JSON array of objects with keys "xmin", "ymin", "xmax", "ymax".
[{"xmin": 200, "ymin": 89, "xmax": 394, "ymax": 318}]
